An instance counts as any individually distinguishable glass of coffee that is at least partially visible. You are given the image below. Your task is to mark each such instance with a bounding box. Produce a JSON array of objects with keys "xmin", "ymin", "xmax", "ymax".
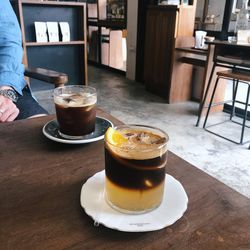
[
  {"xmin": 54, "ymin": 85, "xmax": 97, "ymax": 139},
  {"xmin": 104, "ymin": 125, "xmax": 169, "ymax": 214}
]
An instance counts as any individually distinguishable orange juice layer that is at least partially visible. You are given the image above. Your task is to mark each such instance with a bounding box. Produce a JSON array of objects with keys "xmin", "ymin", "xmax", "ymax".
[{"xmin": 105, "ymin": 178, "xmax": 165, "ymax": 211}]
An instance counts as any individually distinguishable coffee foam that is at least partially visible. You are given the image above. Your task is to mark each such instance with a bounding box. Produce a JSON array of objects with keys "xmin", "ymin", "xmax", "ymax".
[
  {"xmin": 107, "ymin": 128, "xmax": 168, "ymax": 160},
  {"xmin": 54, "ymin": 93, "xmax": 97, "ymax": 108}
]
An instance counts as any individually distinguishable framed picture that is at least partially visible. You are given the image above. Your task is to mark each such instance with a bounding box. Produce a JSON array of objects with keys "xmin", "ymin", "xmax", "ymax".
[
  {"xmin": 46, "ymin": 22, "xmax": 59, "ymax": 42},
  {"xmin": 232, "ymin": 0, "xmax": 250, "ymax": 13},
  {"xmin": 106, "ymin": 0, "xmax": 126, "ymax": 20},
  {"xmin": 34, "ymin": 22, "xmax": 48, "ymax": 43},
  {"xmin": 158, "ymin": 0, "xmax": 180, "ymax": 5}
]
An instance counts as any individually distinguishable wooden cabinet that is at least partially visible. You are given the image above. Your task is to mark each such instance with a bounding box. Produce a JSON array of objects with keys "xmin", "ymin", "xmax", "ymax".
[
  {"xmin": 14, "ymin": 0, "xmax": 88, "ymax": 87},
  {"xmin": 144, "ymin": 1, "xmax": 197, "ymax": 103},
  {"xmin": 87, "ymin": 0, "xmax": 127, "ymax": 72}
]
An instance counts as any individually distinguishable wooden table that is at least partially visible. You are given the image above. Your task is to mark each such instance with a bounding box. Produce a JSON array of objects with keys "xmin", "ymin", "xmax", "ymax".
[{"xmin": 1, "ymin": 110, "xmax": 250, "ymax": 249}]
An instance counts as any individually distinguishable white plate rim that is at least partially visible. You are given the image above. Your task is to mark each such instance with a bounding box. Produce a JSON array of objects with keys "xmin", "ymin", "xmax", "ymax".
[
  {"xmin": 80, "ymin": 170, "xmax": 189, "ymax": 232},
  {"xmin": 42, "ymin": 116, "xmax": 113, "ymax": 144}
]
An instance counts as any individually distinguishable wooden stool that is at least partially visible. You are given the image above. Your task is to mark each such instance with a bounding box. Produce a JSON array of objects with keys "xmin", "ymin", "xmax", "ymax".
[{"xmin": 203, "ymin": 69, "xmax": 250, "ymax": 144}]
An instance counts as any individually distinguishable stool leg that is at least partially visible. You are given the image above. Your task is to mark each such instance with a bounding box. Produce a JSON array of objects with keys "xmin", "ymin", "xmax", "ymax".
[
  {"xmin": 230, "ymin": 79, "xmax": 239, "ymax": 120},
  {"xmin": 240, "ymin": 84, "xmax": 250, "ymax": 144},
  {"xmin": 196, "ymin": 63, "xmax": 216, "ymax": 127},
  {"xmin": 203, "ymin": 76, "xmax": 220, "ymax": 129}
]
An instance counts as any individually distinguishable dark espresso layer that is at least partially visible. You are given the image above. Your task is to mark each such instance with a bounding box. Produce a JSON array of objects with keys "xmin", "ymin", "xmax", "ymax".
[
  {"xmin": 56, "ymin": 104, "xmax": 96, "ymax": 136},
  {"xmin": 105, "ymin": 147, "xmax": 167, "ymax": 190}
]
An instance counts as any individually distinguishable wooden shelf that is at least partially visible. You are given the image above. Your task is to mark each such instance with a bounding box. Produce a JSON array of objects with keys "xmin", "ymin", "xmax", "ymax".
[
  {"xmin": 15, "ymin": 0, "xmax": 88, "ymax": 85},
  {"xmin": 20, "ymin": 0, "xmax": 85, "ymax": 7},
  {"xmin": 179, "ymin": 56, "xmax": 206, "ymax": 67},
  {"xmin": 98, "ymin": 19, "xmax": 126, "ymax": 29},
  {"xmin": 88, "ymin": 20, "xmax": 98, "ymax": 26},
  {"xmin": 175, "ymin": 47, "xmax": 208, "ymax": 55},
  {"xmin": 88, "ymin": 19, "xmax": 126, "ymax": 29},
  {"xmin": 87, "ymin": 1, "xmax": 127, "ymax": 71},
  {"xmin": 26, "ymin": 41, "xmax": 85, "ymax": 47}
]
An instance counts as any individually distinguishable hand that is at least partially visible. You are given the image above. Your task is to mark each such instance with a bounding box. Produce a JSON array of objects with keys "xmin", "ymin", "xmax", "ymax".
[{"xmin": 0, "ymin": 95, "xmax": 19, "ymax": 122}]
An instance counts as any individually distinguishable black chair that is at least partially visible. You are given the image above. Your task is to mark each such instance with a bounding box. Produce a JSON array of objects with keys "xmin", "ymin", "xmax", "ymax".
[
  {"xmin": 196, "ymin": 44, "xmax": 250, "ymax": 127},
  {"xmin": 24, "ymin": 67, "xmax": 68, "ymax": 88},
  {"xmin": 203, "ymin": 69, "xmax": 250, "ymax": 145}
]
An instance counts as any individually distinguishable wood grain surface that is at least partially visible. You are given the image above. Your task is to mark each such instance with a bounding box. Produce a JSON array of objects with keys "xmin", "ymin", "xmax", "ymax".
[{"xmin": 0, "ymin": 109, "xmax": 250, "ymax": 249}]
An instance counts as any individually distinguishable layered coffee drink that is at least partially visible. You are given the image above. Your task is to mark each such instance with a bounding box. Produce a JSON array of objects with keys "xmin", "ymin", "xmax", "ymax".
[
  {"xmin": 54, "ymin": 85, "xmax": 97, "ymax": 139},
  {"xmin": 104, "ymin": 125, "xmax": 168, "ymax": 214}
]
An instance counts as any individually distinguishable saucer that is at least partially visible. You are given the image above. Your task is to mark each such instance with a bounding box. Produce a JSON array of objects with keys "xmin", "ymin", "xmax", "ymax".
[
  {"xmin": 42, "ymin": 116, "xmax": 113, "ymax": 144},
  {"xmin": 80, "ymin": 170, "xmax": 188, "ymax": 232}
]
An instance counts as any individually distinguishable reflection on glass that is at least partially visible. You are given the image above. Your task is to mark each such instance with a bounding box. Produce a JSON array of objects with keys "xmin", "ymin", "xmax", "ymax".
[
  {"xmin": 195, "ymin": 0, "xmax": 226, "ymax": 31},
  {"xmin": 229, "ymin": 0, "xmax": 250, "ymax": 32},
  {"xmin": 205, "ymin": 0, "xmax": 226, "ymax": 31}
]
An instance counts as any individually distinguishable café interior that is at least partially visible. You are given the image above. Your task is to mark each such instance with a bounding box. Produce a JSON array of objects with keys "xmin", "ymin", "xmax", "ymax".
[
  {"xmin": 31, "ymin": 0, "xmax": 250, "ymax": 197},
  {"xmin": 1, "ymin": 0, "xmax": 250, "ymax": 248}
]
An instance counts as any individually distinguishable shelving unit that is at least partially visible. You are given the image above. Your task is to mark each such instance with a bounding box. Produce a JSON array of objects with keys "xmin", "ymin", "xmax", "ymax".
[
  {"xmin": 26, "ymin": 41, "xmax": 86, "ymax": 46},
  {"xmin": 87, "ymin": 0, "xmax": 127, "ymax": 72},
  {"xmin": 14, "ymin": 0, "xmax": 88, "ymax": 87}
]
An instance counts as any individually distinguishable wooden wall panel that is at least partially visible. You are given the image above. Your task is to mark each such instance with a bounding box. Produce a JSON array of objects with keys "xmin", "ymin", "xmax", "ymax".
[
  {"xmin": 143, "ymin": 3, "xmax": 197, "ymax": 103},
  {"xmin": 144, "ymin": 7, "xmax": 177, "ymax": 101}
]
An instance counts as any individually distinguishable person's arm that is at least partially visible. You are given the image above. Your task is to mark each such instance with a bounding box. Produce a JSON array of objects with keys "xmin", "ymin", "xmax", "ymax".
[
  {"xmin": 0, "ymin": 0, "xmax": 25, "ymax": 122},
  {"xmin": 0, "ymin": 0, "xmax": 26, "ymax": 94}
]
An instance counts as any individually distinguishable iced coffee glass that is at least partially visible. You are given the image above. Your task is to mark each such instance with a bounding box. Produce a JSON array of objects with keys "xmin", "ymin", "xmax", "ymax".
[
  {"xmin": 54, "ymin": 85, "xmax": 97, "ymax": 139},
  {"xmin": 104, "ymin": 125, "xmax": 169, "ymax": 214}
]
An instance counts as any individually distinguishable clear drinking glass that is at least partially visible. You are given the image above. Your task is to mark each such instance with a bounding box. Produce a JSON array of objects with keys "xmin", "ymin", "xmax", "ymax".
[
  {"xmin": 54, "ymin": 85, "xmax": 97, "ymax": 139},
  {"xmin": 104, "ymin": 124, "xmax": 169, "ymax": 214}
]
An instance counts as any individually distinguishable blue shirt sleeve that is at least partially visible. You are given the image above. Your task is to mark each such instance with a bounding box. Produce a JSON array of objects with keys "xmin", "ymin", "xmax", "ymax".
[{"xmin": 0, "ymin": 0, "xmax": 26, "ymax": 95}]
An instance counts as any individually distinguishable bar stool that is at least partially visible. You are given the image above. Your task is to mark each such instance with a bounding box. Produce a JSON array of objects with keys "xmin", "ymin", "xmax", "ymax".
[
  {"xmin": 196, "ymin": 45, "xmax": 250, "ymax": 127},
  {"xmin": 203, "ymin": 69, "xmax": 250, "ymax": 144}
]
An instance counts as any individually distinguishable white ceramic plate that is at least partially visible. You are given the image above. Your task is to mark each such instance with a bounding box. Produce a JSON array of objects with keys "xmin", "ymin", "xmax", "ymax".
[
  {"xmin": 42, "ymin": 116, "xmax": 113, "ymax": 144},
  {"xmin": 80, "ymin": 170, "xmax": 188, "ymax": 232}
]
